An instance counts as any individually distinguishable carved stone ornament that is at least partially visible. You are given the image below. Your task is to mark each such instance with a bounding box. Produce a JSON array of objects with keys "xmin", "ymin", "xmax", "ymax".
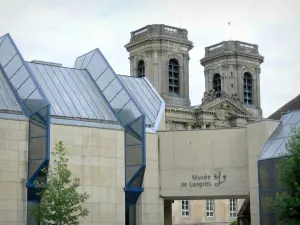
[
  {"xmin": 202, "ymin": 89, "xmax": 216, "ymax": 104},
  {"xmin": 230, "ymin": 93, "xmax": 240, "ymax": 102},
  {"xmin": 220, "ymin": 90, "xmax": 228, "ymax": 98},
  {"xmin": 255, "ymin": 67, "xmax": 261, "ymax": 74}
]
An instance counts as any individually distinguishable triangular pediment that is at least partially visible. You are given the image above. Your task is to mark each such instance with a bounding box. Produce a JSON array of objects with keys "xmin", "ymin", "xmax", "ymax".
[{"xmin": 198, "ymin": 97, "xmax": 250, "ymax": 117}]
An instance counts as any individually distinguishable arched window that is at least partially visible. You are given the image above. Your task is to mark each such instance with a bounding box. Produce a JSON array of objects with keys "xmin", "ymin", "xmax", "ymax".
[
  {"xmin": 244, "ymin": 72, "xmax": 253, "ymax": 105},
  {"xmin": 137, "ymin": 60, "xmax": 145, "ymax": 77},
  {"xmin": 169, "ymin": 58, "xmax": 180, "ymax": 95},
  {"xmin": 213, "ymin": 74, "xmax": 221, "ymax": 98}
]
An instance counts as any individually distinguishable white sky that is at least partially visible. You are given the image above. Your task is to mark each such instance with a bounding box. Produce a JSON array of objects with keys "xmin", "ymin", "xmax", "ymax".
[{"xmin": 1, "ymin": 0, "xmax": 299, "ymax": 117}]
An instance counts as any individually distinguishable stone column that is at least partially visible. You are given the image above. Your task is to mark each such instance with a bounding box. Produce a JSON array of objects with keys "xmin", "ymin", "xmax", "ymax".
[
  {"xmin": 129, "ymin": 56, "xmax": 135, "ymax": 77},
  {"xmin": 183, "ymin": 54, "xmax": 190, "ymax": 98},
  {"xmin": 164, "ymin": 200, "xmax": 172, "ymax": 225},
  {"xmin": 256, "ymin": 68, "xmax": 261, "ymax": 108}
]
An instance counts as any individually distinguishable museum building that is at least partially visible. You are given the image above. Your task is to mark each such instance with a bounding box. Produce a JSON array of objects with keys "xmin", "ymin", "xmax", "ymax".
[{"xmin": 0, "ymin": 24, "xmax": 295, "ymax": 225}]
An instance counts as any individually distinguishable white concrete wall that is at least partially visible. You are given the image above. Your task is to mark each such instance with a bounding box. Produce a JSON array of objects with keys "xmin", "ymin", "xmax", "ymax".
[
  {"xmin": 158, "ymin": 128, "xmax": 249, "ymax": 199},
  {"xmin": 136, "ymin": 133, "xmax": 164, "ymax": 225},
  {"xmin": 0, "ymin": 118, "xmax": 28, "ymax": 225},
  {"xmin": 246, "ymin": 120, "xmax": 279, "ymax": 225}
]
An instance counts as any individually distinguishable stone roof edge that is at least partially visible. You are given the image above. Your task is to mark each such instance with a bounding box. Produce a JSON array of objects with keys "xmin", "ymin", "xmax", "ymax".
[
  {"xmin": 200, "ymin": 52, "xmax": 264, "ymax": 65},
  {"xmin": 125, "ymin": 37, "xmax": 193, "ymax": 51},
  {"xmin": 200, "ymin": 98, "xmax": 250, "ymax": 116}
]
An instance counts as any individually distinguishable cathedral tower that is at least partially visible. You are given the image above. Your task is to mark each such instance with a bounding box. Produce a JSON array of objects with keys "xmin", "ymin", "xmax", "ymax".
[
  {"xmin": 200, "ymin": 41, "xmax": 264, "ymax": 118},
  {"xmin": 125, "ymin": 24, "xmax": 193, "ymax": 108}
]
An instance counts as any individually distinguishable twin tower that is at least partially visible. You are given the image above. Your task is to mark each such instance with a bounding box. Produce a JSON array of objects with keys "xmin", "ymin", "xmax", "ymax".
[{"xmin": 125, "ymin": 24, "xmax": 264, "ymax": 118}]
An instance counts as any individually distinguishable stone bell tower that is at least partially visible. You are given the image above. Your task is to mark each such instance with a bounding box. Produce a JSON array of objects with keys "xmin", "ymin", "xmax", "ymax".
[
  {"xmin": 200, "ymin": 41, "xmax": 264, "ymax": 118},
  {"xmin": 125, "ymin": 24, "xmax": 194, "ymax": 108}
]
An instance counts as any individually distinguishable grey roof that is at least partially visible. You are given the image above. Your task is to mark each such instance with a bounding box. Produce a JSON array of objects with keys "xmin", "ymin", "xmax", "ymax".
[
  {"xmin": 118, "ymin": 75, "xmax": 163, "ymax": 127},
  {"xmin": 0, "ymin": 70, "xmax": 22, "ymax": 113},
  {"xmin": 259, "ymin": 110, "xmax": 300, "ymax": 160},
  {"xmin": 268, "ymin": 94, "xmax": 300, "ymax": 120},
  {"xmin": 0, "ymin": 33, "xmax": 165, "ymax": 129},
  {"xmin": 27, "ymin": 62, "xmax": 117, "ymax": 122}
]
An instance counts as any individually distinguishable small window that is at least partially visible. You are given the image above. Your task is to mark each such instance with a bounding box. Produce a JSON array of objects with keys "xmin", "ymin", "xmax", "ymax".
[
  {"xmin": 213, "ymin": 74, "xmax": 221, "ymax": 98},
  {"xmin": 181, "ymin": 200, "xmax": 190, "ymax": 216},
  {"xmin": 206, "ymin": 199, "xmax": 214, "ymax": 217},
  {"xmin": 244, "ymin": 72, "xmax": 252, "ymax": 105},
  {"xmin": 137, "ymin": 60, "xmax": 145, "ymax": 77},
  {"xmin": 229, "ymin": 199, "xmax": 237, "ymax": 218},
  {"xmin": 169, "ymin": 59, "xmax": 179, "ymax": 95}
]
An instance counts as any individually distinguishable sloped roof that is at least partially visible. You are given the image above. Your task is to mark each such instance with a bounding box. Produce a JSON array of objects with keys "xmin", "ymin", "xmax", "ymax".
[
  {"xmin": 27, "ymin": 62, "xmax": 117, "ymax": 122},
  {"xmin": 259, "ymin": 110, "xmax": 300, "ymax": 160},
  {"xmin": 0, "ymin": 33, "xmax": 165, "ymax": 129},
  {"xmin": 0, "ymin": 70, "xmax": 22, "ymax": 113},
  {"xmin": 268, "ymin": 94, "xmax": 300, "ymax": 120},
  {"xmin": 119, "ymin": 75, "xmax": 163, "ymax": 127}
]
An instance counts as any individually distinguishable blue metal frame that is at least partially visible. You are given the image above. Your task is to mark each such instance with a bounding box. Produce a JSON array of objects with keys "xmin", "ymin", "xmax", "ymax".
[
  {"xmin": 258, "ymin": 157, "xmax": 288, "ymax": 224},
  {"xmin": 75, "ymin": 48, "xmax": 146, "ymax": 210},
  {"xmin": 0, "ymin": 34, "xmax": 51, "ymax": 197}
]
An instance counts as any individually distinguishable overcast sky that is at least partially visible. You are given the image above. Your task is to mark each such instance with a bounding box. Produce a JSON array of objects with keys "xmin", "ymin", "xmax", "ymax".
[{"xmin": 1, "ymin": 0, "xmax": 299, "ymax": 117}]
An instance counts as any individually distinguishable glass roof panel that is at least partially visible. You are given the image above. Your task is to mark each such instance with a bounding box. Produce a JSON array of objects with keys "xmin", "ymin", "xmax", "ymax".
[
  {"xmin": 281, "ymin": 112, "xmax": 293, "ymax": 125},
  {"xmin": 259, "ymin": 110, "xmax": 300, "ymax": 160},
  {"xmin": 0, "ymin": 34, "xmax": 49, "ymax": 116},
  {"xmin": 77, "ymin": 49, "xmax": 143, "ymax": 127},
  {"xmin": 0, "ymin": 70, "xmax": 21, "ymax": 112},
  {"xmin": 119, "ymin": 76, "xmax": 155, "ymax": 125},
  {"xmin": 260, "ymin": 138, "xmax": 285, "ymax": 160},
  {"xmin": 27, "ymin": 62, "xmax": 66, "ymax": 116},
  {"xmin": 74, "ymin": 55, "xmax": 85, "ymax": 69},
  {"xmin": 77, "ymin": 70, "xmax": 116, "ymax": 121},
  {"xmin": 285, "ymin": 110, "xmax": 300, "ymax": 124},
  {"xmin": 0, "ymin": 36, "xmax": 17, "ymax": 67},
  {"xmin": 81, "ymin": 51, "xmax": 94, "ymax": 69},
  {"xmin": 28, "ymin": 62, "xmax": 117, "ymax": 122},
  {"xmin": 137, "ymin": 78, "xmax": 161, "ymax": 108},
  {"xmin": 273, "ymin": 138, "xmax": 290, "ymax": 158}
]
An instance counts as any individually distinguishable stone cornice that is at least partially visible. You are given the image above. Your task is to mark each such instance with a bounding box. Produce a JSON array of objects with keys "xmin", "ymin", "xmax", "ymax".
[
  {"xmin": 200, "ymin": 52, "xmax": 264, "ymax": 65},
  {"xmin": 165, "ymin": 107, "xmax": 196, "ymax": 114},
  {"xmin": 125, "ymin": 37, "xmax": 194, "ymax": 51}
]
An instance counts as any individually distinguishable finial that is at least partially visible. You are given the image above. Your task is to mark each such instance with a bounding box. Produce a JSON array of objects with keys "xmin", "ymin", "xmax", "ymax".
[{"xmin": 228, "ymin": 21, "xmax": 231, "ymax": 40}]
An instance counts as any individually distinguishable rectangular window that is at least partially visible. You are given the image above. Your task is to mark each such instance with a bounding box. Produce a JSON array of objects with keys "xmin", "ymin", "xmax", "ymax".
[
  {"xmin": 181, "ymin": 200, "xmax": 190, "ymax": 216},
  {"xmin": 206, "ymin": 199, "xmax": 214, "ymax": 217},
  {"xmin": 229, "ymin": 199, "xmax": 237, "ymax": 218}
]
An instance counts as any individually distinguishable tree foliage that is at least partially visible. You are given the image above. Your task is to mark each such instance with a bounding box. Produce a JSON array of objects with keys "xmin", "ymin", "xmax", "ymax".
[
  {"xmin": 30, "ymin": 141, "xmax": 89, "ymax": 225},
  {"xmin": 231, "ymin": 219, "xmax": 238, "ymax": 225},
  {"xmin": 272, "ymin": 127, "xmax": 300, "ymax": 225}
]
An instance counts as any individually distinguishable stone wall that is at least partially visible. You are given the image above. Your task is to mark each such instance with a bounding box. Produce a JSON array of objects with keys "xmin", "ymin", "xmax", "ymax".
[
  {"xmin": 136, "ymin": 133, "xmax": 164, "ymax": 225},
  {"xmin": 0, "ymin": 118, "xmax": 28, "ymax": 224},
  {"xmin": 51, "ymin": 124, "xmax": 125, "ymax": 225}
]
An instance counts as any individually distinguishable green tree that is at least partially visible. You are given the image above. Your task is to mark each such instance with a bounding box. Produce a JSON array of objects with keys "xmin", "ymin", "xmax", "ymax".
[
  {"xmin": 272, "ymin": 127, "xmax": 300, "ymax": 225},
  {"xmin": 30, "ymin": 141, "xmax": 89, "ymax": 225},
  {"xmin": 231, "ymin": 219, "xmax": 238, "ymax": 225}
]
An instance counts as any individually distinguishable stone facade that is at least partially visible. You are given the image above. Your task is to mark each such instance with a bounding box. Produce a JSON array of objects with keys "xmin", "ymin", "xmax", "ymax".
[
  {"xmin": 50, "ymin": 124, "xmax": 164, "ymax": 225},
  {"xmin": 0, "ymin": 118, "xmax": 28, "ymax": 225},
  {"xmin": 125, "ymin": 24, "xmax": 193, "ymax": 108},
  {"xmin": 126, "ymin": 24, "xmax": 266, "ymax": 225},
  {"xmin": 126, "ymin": 25, "xmax": 264, "ymax": 131},
  {"xmin": 200, "ymin": 41, "xmax": 264, "ymax": 119},
  {"xmin": 172, "ymin": 199, "xmax": 244, "ymax": 225}
]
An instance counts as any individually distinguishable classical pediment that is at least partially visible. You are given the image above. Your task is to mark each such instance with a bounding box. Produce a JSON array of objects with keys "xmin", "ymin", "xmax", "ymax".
[{"xmin": 197, "ymin": 91, "xmax": 250, "ymax": 119}]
